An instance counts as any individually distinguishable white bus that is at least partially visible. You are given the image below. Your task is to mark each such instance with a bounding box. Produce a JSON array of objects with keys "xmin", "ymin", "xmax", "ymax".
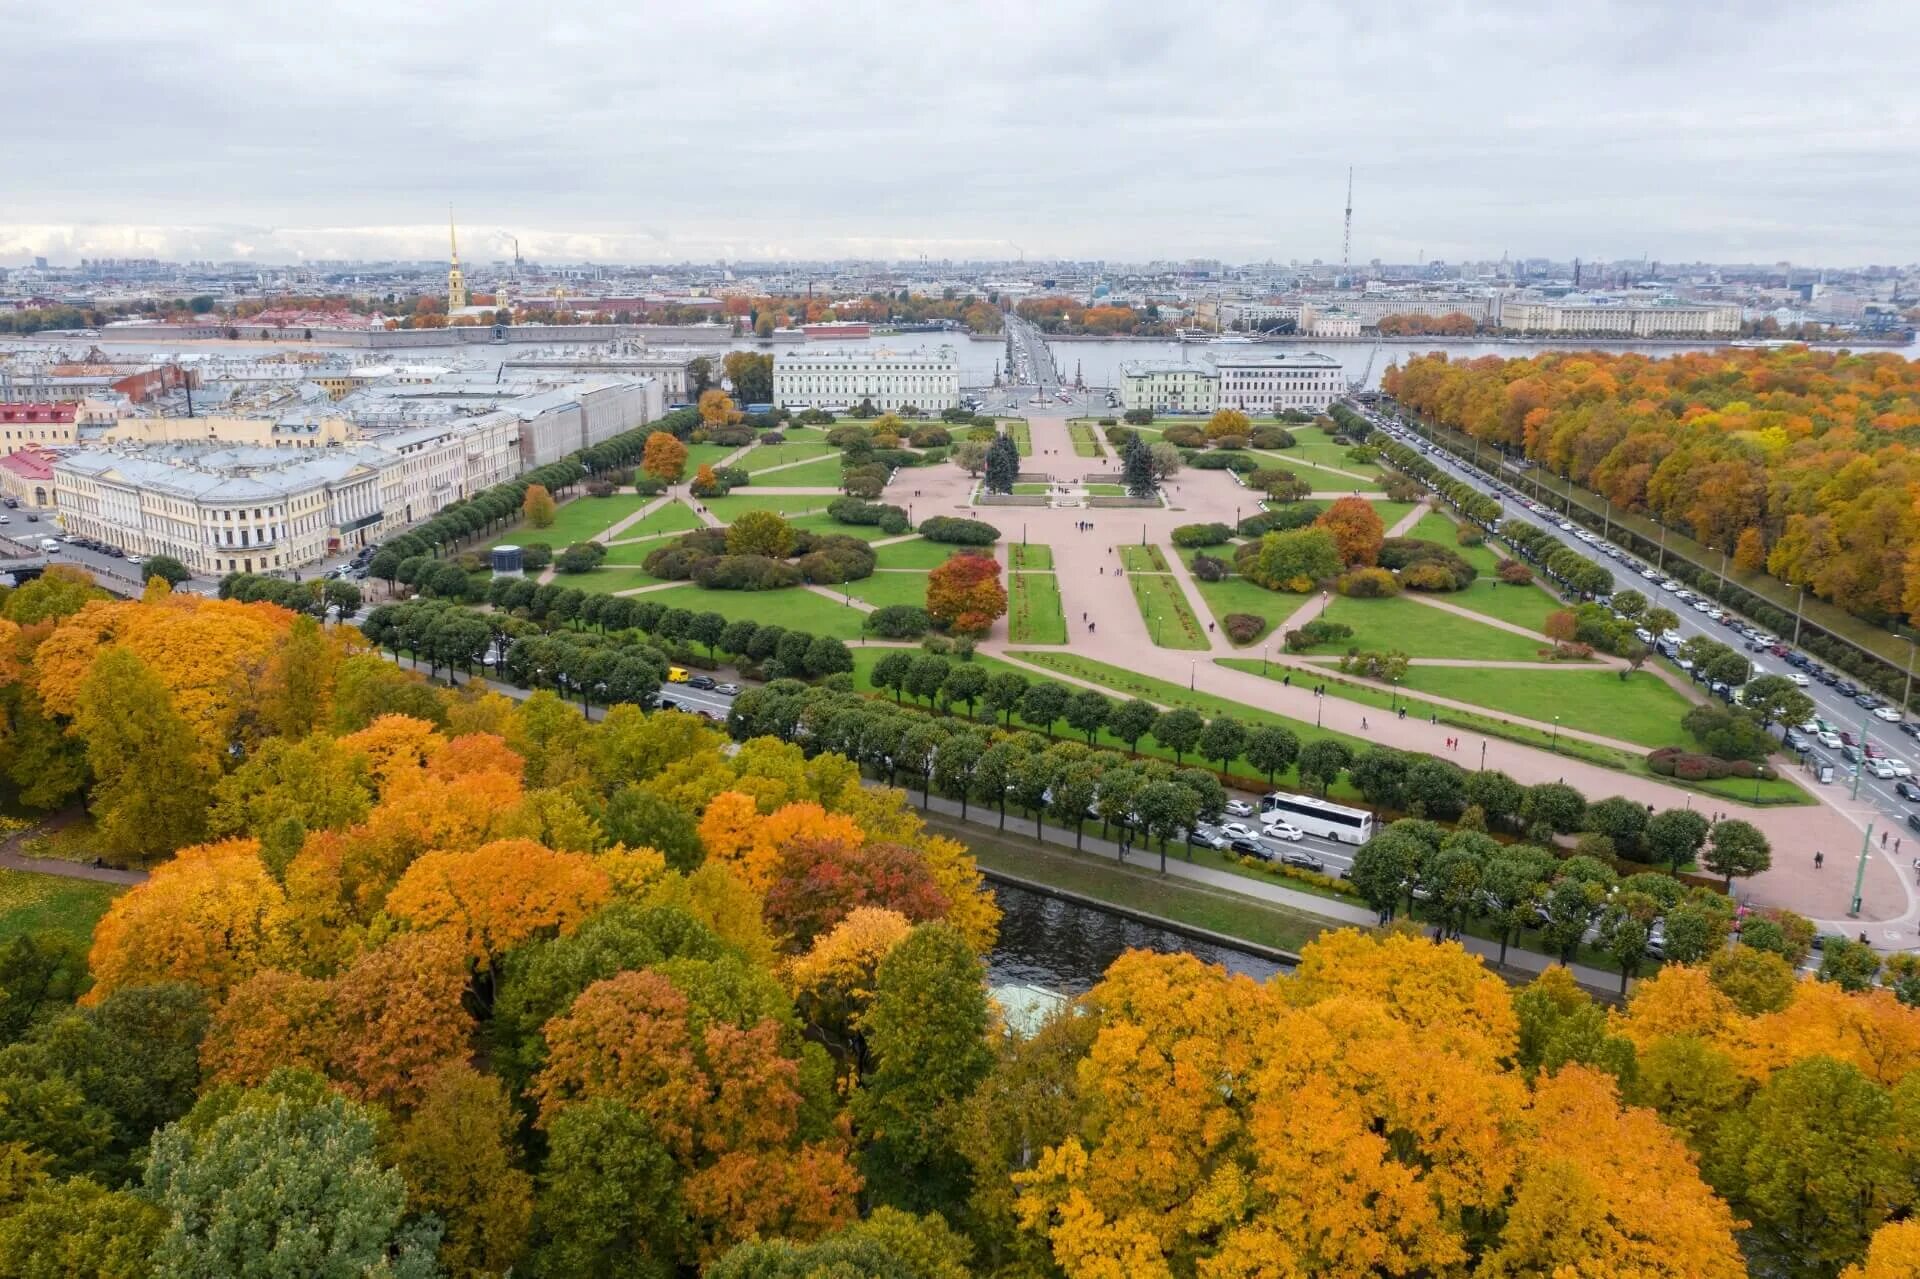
[{"xmin": 1260, "ymin": 792, "xmax": 1375, "ymax": 845}]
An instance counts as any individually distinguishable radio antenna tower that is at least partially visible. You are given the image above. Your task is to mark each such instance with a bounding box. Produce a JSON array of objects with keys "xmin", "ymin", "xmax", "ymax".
[{"xmin": 1342, "ymin": 167, "xmax": 1353, "ymax": 276}]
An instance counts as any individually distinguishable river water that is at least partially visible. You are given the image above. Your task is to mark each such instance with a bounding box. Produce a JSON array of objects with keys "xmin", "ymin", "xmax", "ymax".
[{"xmin": 984, "ymin": 880, "xmax": 1283, "ymax": 994}]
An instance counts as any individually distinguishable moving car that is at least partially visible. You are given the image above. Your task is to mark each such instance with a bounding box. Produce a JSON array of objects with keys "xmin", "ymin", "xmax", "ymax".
[
  {"xmin": 1220, "ymin": 822, "xmax": 1261, "ymax": 843},
  {"xmin": 1223, "ymin": 799, "xmax": 1255, "ymax": 817},
  {"xmin": 714, "ymin": 682, "xmax": 741, "ymax": 696},
  {"xmin": 1227, "ymin": 836, "xmax": 1272, "ymax": 860},
  {"xmin": 1280, "ymin": 850, "xmax": 1326, "ymax": 872},
  {"xmin": 1261, "ymin": 820, "xmax": 1306, "ymax": 842},
  {"xmin": 686, "ymin": 674, "xmax": 717, "ymax": 690},
  {"xmin": 1875, "ymin": 706, "xmax": 1905, "ymax": 723}
]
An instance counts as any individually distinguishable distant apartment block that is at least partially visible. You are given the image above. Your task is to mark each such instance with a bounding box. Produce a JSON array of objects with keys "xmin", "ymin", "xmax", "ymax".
[{"xmin": 773, "ymin": 347, "xmax": 960, "ymax": 411}]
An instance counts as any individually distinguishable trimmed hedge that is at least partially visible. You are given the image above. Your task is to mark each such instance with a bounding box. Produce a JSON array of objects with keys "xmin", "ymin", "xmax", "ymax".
[
  {"xmin": 919, "ymin": 515, "xmax": 1001, "ymax": 545},
  {"xmin": 1171, "ymin": 522, "xmax": 1235, "ymax": 548},
  {"xmin": 1224, "ymin": 613, "xmax": 1267, "ymax": 644}
]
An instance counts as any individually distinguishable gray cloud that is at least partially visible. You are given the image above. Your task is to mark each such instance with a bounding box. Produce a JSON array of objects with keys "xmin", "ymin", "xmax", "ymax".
[{"xmin": 3, "ymin": 0, "xmax": 1915, "ymax": 265}]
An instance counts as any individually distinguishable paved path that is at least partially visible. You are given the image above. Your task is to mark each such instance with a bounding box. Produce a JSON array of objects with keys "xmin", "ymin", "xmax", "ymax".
[{"xmin": 0, "ymin": 813, "xmax": 147, "ymax": 885}]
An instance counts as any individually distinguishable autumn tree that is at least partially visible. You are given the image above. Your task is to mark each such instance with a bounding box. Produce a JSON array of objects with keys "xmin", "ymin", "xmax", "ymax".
[
  {"xmin": 385, "ymin": 837, "xmax": 613, "ymax": 972},
  {"xmin": 1315, "ymin": 494, "xmax": 1386, "ymax": 567},
  {"xmin": 699, "ymin": 389, "xmax": 737, "ymax": 428},
  {"xmin": 642, "ymin": 430, "xmax": 690, "ymax": 484},
  {"xmin": 85, "ymin": 839, "xmax": 285, "ymax": 1002},
  {"xmin": 925, "ymin": 554, "xmax": 1008, "ymax": 636},
  {"xmin": 1206, "ymin": 407, "xmax": 1252, "ymax": 440},
  {"xmin": 725, "ymin": 509, "xmax": 796, "ymax": 559},
  {"xmin": 73, "ymin": 645, "xmax": 215, "ymax": 860},
  {"xmin": 387, "ymin": 1065, "xmax": 533, "ymax": 1278},
  {"xmin": 855, "ymin": 923, "xmax": 993, "ymax": 1214},
  {"xmin": 522, "ymin": 483, "xmax": 557, "ymax": 529}
]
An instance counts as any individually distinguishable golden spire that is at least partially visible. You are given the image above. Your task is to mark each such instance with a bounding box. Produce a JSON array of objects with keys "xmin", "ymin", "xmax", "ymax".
[{"xmin": 446, "ymin": 207, "xmax": 469, "ymax": 310}]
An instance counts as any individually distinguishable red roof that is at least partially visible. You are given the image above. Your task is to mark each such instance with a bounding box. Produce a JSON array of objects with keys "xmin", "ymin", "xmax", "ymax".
[
  {"xmin": 0, "ymin": 449, "xmax": 57, "ymax": 480},
  {"xmin": 0, "ymin": 403, "xmax": 75, "ymax": 425}
]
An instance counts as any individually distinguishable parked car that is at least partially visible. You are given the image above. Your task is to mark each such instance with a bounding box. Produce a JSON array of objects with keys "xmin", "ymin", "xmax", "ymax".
[
  {"xmin": 1896, "ymin": 780, "xmax": 1920, "ymax": 802},
  {"xmin": 1875, "ymin": 706, "xmax": 1905, "ymax": 723},
  {"xmin": 1227, "ymin": 836, "xmax": 1272, "ymax": 861},
  {"xmin": 714, "ymin": 682, "xmax": 741, "ymax": 696},
  {"xmin": 1280, "ymin": 850, "xmax": 1326, "ymax": 872},
  {"xmin": 1790, "ymin": 673, "xmax": 1811, "ymax": 687},
  {"xmin": 686, "ymin": 674, "xmax": 717, "ymax": 691},
  {"xmin": 1189, "ymin": 825, "xmax": 1230, "ymax": 850},
  {"xmin": 1908, "ymin": 811, "xmax": 1920, "ymax": 836}
]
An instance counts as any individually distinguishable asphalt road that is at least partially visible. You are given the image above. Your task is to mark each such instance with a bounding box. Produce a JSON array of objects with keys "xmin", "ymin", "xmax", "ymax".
[{"xmin": 1358, "ymin": 401, "xmax": 1920, "ymax": 843}]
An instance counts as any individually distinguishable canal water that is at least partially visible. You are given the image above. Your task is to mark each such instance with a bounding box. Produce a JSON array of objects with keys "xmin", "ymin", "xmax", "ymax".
[{"xmin": 984, "ymin": 880, "xmax": 1283, "ymax": 994}]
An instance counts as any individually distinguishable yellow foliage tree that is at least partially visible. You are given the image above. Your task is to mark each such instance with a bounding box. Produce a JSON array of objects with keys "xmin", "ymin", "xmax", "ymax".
[
  {"xmin": 385, "ymin": 838, "xmax": 612, "ymax": 969},
  {"xmin": 85, "ymin": 838, "xmax": 286, "ymax": 1003}
]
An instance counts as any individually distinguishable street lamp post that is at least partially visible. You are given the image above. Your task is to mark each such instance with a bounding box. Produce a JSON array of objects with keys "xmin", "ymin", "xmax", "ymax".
[
  {"xmin": 1792, "ymin": 585, "xmax": 1806, "ymax": 647},
  {"xmin": 1480, "ymin": 740, "xmax": 1487, "ymax": 771},
  {"xmin": 1849, "ymin": 821, "xmax": 1875, "ymax": 918},
  {"xmin": 1153, "ymin": 614, "xmax": 1161, "ymax": 645},
  {"xmin": 1190, "ymin": 660, "xmax": 1196, "ymax": 691},
  {"xmin": 1262, "ymin": 644, "xmax": 1269, "ymax": 675},
  {"xmin": 1551, "ymin": 715, "xmax": 1560, "ymax": 753}
]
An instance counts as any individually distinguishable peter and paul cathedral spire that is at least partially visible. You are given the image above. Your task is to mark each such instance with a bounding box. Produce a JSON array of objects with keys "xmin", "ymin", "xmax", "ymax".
[{"xmin": 447, "ymin": 208, "xmax": 469, "ymax": 310}]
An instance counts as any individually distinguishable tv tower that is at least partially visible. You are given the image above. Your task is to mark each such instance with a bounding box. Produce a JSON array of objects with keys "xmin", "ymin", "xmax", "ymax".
[{"xmin": 1342, "ymin": 167, "xmax": 1353, "ymax": 278}]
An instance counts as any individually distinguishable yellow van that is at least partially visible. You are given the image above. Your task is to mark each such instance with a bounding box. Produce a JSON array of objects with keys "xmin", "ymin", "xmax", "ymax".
[{"xmin": 667, "ymin": 666, "xmax": 690, "ymax": 683}]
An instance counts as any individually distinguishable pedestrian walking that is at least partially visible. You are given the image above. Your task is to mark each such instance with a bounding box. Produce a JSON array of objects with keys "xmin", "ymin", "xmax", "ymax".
[
  {"xmin": 1898, "ymin": 838, "xmax": 1904, "ymax": 855},
  {"xmin": 1361, "ymin": 717, "xmax": 1369, "ymax": 731},
  {"xmin": 1885, "ymin": 831, "xmax": 1890, "ymax": 848},
  {"xmin": 1815, "ymin": 851, "xmax": 1825, "ymax": 869}
]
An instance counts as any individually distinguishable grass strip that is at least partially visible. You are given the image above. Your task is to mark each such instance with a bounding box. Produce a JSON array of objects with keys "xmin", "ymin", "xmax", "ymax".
[{"xmin": 1011, "ymin": 572, "xmax": 1068, "ymax": 644}]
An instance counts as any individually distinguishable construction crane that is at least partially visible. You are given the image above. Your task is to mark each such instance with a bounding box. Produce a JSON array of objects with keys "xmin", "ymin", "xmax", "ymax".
[{"xmin": 1352, "ymin": 339, "xmax": 1382, "ymax": 392}]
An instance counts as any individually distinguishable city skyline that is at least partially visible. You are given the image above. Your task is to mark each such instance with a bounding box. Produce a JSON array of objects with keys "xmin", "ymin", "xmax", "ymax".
[{"xmin": 3, "ymin": 0, "xmax": 1916, "ymax": 268}]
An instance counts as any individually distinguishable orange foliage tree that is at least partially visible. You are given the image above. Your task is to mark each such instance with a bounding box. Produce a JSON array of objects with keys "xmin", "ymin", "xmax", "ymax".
[
  {"xmin": 641, "ymin": 431, "xmax": 690, "ymax": 484},
  {"xmin": 85, "ymin": 838, "xmax": 286, "ymax": 1002},
  {"xmin": 1315, "ymin": 494, "xmax": 1386, "ymax": 567},
  {"xmin": 521, "ymin": 483, "xmax": 557, "ymax": 529},
  {"xmin": 385, "ymin": 837, "xmax": 613, "ymax": 969},
  {"xmin": 925, "ymin": 554, "xmax": 1008, "ymax": 636}
]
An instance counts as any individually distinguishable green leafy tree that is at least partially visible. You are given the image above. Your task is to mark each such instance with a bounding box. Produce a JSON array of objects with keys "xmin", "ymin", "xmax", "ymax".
[
  {"xmin": 1482, "ymin": 845, "xmax": 1555, "ymax": 964},
  {"xmin": 142, "ymin": 554, "xmax": 192, "ymax": 586},
  {"xmin": 0, "ymin": 1176, "xmax": 166, "ymax": 1278},
  {"xmin": 1121, "ymin": 434, "xmax": 1155, "ymax": 498},
  {"xmin": 1350, "ymin": 828, "xmax": 1421, "ymax": 923},
  {"xmin": 1106, "ymin": 699, "xmax": 1159, "ymax": 754},
  {"xmin": 388, "ymin": 1066, "xmax": 533, "ymax": 1279},
  {"xmin": 855, "ymin": 924, "xmax": 993, "ymax": 1215},
  {"xmin": 1818, "ymin": 938, "xmax": 1883, "ymax": 991},
  {"xmin": 872, "ymin": 651, "xmax": 915, "ymax": 704},
  {"xmin": 1150, "ymin": 708, "xmax": 1204, "ymax": 764},
  {"xmin": 144, "ymin": 1070, "xmax": 441, "ymax": 1279},
  {"xmin": 532, "ymin": 1098, "xmax": 689, "ymax": 1279},
  {"xmin": 1702, "ymin": 818, "xmax": 1771, "ymax": 889},
  {"xmin": 1064, "ymin": 688, "xmax": 1111, "ymax": 745},
  {"xmin": 1196, "ymin": 715, "xmax": 1247, "ymax": 775},
  {"xmin": 1018, "ymin": 682, "xmax": 1069, "ymax": 736},
  {"xmin": 942, "ymin": 664, "xmax": 990, "ymax": 720},
  {"xmin": 1295, "ymin": 739, "xmax": 1353, "ymax": 796},
  {"xmin": 74, "ymin": 647, "xmax": 215, "ymax": 861},
  {"xmin": 983, "ymin": 672, "xmax": 1029, "ymax": 727},
  {"xmin": 1512, "ymin": 968, "xmax": 1637, "ymax": 1089},
  {"xmin": 1645, "ymin": 807, "xmax": 1711, "ymax": 872},
  {"xmin": 1244, "ymin": 724, "xmax": 1300, "ymax": 786},
  {"xmin": 1707, "ymin": 1058, "xmax": 1913, "ymax": 1278}
]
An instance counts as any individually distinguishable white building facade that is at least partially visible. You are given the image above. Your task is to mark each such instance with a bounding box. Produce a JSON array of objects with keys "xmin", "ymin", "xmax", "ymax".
[
  {"xmin": 773, "ymin": 347, "xmax": 960, "ymax": 412},
  {"xmin": 1211, "ymin": 353, "xmax": 1346, "ymax": 413},
  {"xmin": 1118, "ymin": 361, "xmax": 1217, "ymax": 413},
  {"xmin": 1496, "ymin": 300, "xmax": 1741, "ymax": 337}
]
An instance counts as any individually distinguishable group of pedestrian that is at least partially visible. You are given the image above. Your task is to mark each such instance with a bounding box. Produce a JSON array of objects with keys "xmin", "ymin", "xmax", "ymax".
[
  {"xmin": 1442, "ymin": 736, "xmax": 1461, "ymax": 751},
  {"xmin": 1075, "ymin": 520, "xmax": 1095, "ymax": 532}
]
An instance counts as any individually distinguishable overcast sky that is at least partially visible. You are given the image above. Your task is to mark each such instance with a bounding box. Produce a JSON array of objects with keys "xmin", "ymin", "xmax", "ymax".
[{"xmin": 3, "ymin": 0, "xmax": 1915, "ymax": 268}]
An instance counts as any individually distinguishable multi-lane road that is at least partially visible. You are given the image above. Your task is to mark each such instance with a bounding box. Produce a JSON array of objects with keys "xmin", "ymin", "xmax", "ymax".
[{"xmin": 1358, "ymin": 400, "xmax": 1920, "ymax": 843}]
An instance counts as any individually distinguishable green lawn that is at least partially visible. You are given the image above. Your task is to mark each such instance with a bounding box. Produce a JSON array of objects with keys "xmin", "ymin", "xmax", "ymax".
[
  {"xmin": 1128, "ymin": 572, "xmax": 1209, "ymax": 650},
  {"xmin": 1186, "ymin": 571, "xmax": 1291, "ymax": 646},
  {"xmin": 0, "ymin": 869, "xmax": 121, "ymax": 946},
  {"xmin": 1087, "ymin": 484, "xmax": 1133, "ymax": 497},
  {"xmin": 606, "ymin": 500, "xmax": 703, "ymax": 541},
  {"xmin": 683, "ymin": 442, "xmax": 745, "ymax": 472},
  {"xmin": 1368, "ymin": 501, "xmax": 1419, "ymax": 532},
  {"xmin": 790, "ymin": 514, "xmax": 896, "ymax": 542},
  {"xmin": 877, "ymin": 538, "xmax": 967, "ymax": 569},
  {"xmin": 494, "ymin": 492, "xmax": 654, "ymax": 547},
  {"xmin": 739, "ymin": 442, "xmax": 837, "ymax": 473},
  {"xmin": 1441, "ymin": 578, "xmax": 1564, "ymax": 632},
  {"xmin": 642, "ymin": 583, "xmax": 871, "ymax": 640},
  {"xmin": 1118, "ymin": 544, "xmax": 1169, "ymax": 572},
  {"xmin": 750, "ymin": 455, "xmax": 848, "ymax": 489},
  {"xmin": 1406, "ymin": 510, "xmax": 1504, "ymax": 576},
  {"xmin": 841, "ymin": 571, "xmax": 930, "ymax": 609},
  {"xmin": 1012, "ymin": 483, "xmax": 1052, "ymax": 496},
  {"xmin": 564, "ymin": 567, "xmax": 676, "ymax": 595},
  {"xmin": 602, "ymin": 534, "xmax": 689, "ymax": 565},
  {"xmin": 1011, "ymin": 572, "xmax": 1067, "ymax": 643},
  {"xmin": 1248, "ymin": 449, "xmax": 1385, "ymax": 493},
  {"xmin": 1008, "ymin": 543, "xmax": 1053, "ymax": 570},
  {"xmin": 1307, "ymin": 595, "xmax": 1558, "ymax": 662},
  {"xmin": 1396, "ymin": 666, "xmax": 1695, "ymax": 750},
  {"xmin": 700, "ymin": 494, "xmax": 832, "ymax": 522},
  {"xmin": 1068, "ymin": 422, "xmax": 1104, "ymax": 457},
  {"xmin": 1008, "ymin": 421, "xmax": 1032, "ymax": 457}
]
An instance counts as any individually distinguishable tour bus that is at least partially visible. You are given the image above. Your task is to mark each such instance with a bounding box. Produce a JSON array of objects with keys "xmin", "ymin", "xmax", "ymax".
[{"xmin": 1259, "ymin": 791, "xmax": 1376, "ymax": 845}]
